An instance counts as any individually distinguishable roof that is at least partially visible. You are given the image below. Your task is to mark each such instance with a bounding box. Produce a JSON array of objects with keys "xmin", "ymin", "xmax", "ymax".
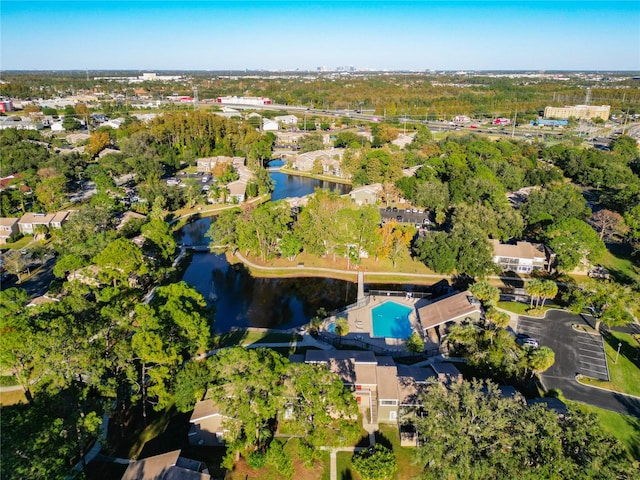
[
  {"xmin": 0, "ymin": 217, "xmax": 19, "ymax": 227},
  {"xmin": 19, "ymin": 212, "xmax": 56, "ymax": 224},
  {"xmin": 227, "ymin": 180, "xmax": 247, "ymax": 196},
  {"xmin": 305, "ymin": 350, "xmax": 377, "ymax": 364},
  {"xmin": 396, "ymin": 376, "xmax": 431, "ymax": 405},
  {"xmin": 50, "ymin": 211, "xmax": 69, "ymax": 224},
  {"xmin": 491, "ymin": 239, "xmax": 546, "ymax": 261},
  {"xmin": 190, "ymin": 398, "xmax": 226, "ymax": 423},
  {"xmin": 376, "ymin": 365, "xmax": 399, "ymax": 399},
  {"xmin": 417, "ymin": 291, "xmax": 481, "ymax": 330},
  {"xmin": 121, "ymin": 450, "xmax": 208, "ymax": 480}
]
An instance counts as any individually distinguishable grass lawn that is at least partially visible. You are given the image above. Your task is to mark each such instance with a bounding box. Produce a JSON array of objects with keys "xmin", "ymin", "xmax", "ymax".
[
  {"xmin": 330, "ymin": 425, "xmax": 422, "ymax": 480},
  {"xmin": 0, "ymin": 389, "xmax": 26, "ymax": 406},
  {"xmin": 573, "ymin": 402, "xmax": 640, "ymax": 461},
  {"xmin": 213, "ymin": 330, "xmax": 302, "ymax": 348},
  {"xmin": 497, "ymin": 301, "xmax": 554, "ymax": 317},
  {"xmin": 599, "ymin": 245, "xmax": 640, "ymax": 286},
  {"xmin": 579, "ymin": 331, "xmax": 640, "ymax": 397},
  {"xmin": 3, "ymin": 236, "xmax": 32, "ymax": 249}
]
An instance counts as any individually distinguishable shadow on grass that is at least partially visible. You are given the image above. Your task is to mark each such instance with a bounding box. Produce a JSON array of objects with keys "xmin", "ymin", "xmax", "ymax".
[
  {"xmin": 215, "ymin": 328, "xmax": 249, "ymax": 348},
  {"xmin": 340, "ymin": 469, "xmax": 353, "ymax": 480},
  {"xmin": 602, "ymin": 330, "xmax": 640, "ymax": 370},
  {"xmin": 373, "ymin": 430, "xmax": 394, "ymax": 450}
]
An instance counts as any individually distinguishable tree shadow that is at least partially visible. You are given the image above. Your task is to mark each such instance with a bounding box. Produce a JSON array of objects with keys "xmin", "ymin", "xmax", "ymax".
[
  {"xmin": 214, "ymin": 328, "xmax": 249, "ymax": 348},
  {"xmin": 373, "ymin": 430, "xmax": 394, "ymax": 450},
  {"xmin": 601, "ymin": 330, "xmax": 640, "ymax": 370},
  {"xmin": 500, "ymin": 271, "xmax": 524, "ymax": 289},
  {"xmin": 340, "ymin": 468, "xmax": 353, "ymax": 480}
]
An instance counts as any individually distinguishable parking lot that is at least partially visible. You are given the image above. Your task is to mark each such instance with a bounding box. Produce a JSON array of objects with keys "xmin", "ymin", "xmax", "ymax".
[
  {"xmin": 517, "ymin": 312, "xmax": 609, "ymax": 381},
  {"xmin": 379, "ymin": 207, "xmax": 431, "ymax": 226}
]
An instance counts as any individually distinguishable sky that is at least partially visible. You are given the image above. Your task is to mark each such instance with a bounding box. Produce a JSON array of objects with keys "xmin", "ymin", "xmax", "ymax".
[{"xmin": 1, "ymin": 1, "xmax": 639, "ymax": 71}]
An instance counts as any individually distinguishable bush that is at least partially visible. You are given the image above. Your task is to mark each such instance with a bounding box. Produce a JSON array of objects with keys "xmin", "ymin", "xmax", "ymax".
[
  {"xmin": 266, "ymin": 440, "xmax": 294, "ymax": 479},
  {"xmin": 245, "ymin": 450, "xmax": 266, "ymax": 469},
  {"xmin": 352, "ymin": 444, "xmax": 397, "ymax": 480}
]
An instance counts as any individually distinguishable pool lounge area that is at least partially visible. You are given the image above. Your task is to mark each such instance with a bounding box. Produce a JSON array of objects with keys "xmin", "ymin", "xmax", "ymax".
[{"xmin": 324, "ymin": 294, "xmax": 437, "ymax": 351}]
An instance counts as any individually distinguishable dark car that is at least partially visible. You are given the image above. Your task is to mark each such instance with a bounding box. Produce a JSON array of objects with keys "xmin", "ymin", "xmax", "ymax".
[
  {"xmin": 396, "ymin": 215, "xmax": 403, "ymax": 221},
  {"xmin": 392, "ymin": 207, "xmax": 398, "ymax": 212}
]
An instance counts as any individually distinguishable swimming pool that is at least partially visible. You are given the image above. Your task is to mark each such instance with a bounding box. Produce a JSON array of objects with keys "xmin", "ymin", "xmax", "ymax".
[
  {"xmin": 327, "ymin": 322, "xmax": 337, "ymax": 334},
  {"xmin": 371, "ymin": 301, "xmax": 413, "ymax": 339}
]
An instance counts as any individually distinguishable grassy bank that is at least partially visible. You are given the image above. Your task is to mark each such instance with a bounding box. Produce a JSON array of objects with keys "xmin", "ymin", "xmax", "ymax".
[{"xmin": 574, "ymin": 403, "xmax": 640, "ymax": 461}]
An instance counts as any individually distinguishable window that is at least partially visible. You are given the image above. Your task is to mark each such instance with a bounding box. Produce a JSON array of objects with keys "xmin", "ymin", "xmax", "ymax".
[
  {"xmin": 380, "ymin": 399, "xmax": 398, "ymax": 406},
  {"xmin": 389, "ymin": 411, "xmax": 397, "ymax": 420}
]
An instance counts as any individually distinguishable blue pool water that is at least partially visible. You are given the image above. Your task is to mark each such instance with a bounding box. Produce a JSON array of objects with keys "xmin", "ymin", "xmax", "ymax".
[
  {"xmin": 327, "ymin": 322, "xmax": 337, "ymax": 334},
  {"xmin": 371, "ymin": 302, "xmax": 413, "ymax": 339}
]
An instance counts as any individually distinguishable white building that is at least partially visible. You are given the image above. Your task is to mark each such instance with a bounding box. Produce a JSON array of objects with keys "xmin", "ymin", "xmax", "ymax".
[
  {"xmin": 274, "ymin": 115, "xmax": 298, "ymax": 126},
  {"xmin": 262, "ymin": 118, "xmax": 279, "ymax": 131},
  {"xmin": 490, "ymin": 240, "xmax": 548, "ymax": 273}
]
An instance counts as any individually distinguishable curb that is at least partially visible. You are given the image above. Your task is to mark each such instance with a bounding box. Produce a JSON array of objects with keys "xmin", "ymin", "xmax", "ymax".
[{"xmin": 574, "ymin": 374, "xmax": 640, "ymax": 401}]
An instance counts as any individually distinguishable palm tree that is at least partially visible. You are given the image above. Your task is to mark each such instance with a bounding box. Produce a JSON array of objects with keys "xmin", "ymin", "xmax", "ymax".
[
  {"xmin": 526, "ymin": 279, "xmax": 544, "ymax": 310},
  {"xmin": 527, "ymin": 346, "xmax": 555, "ymax": 380},
  {"xmin": 539, "ymin": 280, "xmax": 558, "ymax": 308}
]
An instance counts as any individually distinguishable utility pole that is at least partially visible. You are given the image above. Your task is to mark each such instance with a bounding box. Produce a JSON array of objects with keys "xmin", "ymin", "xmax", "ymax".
[
  {"xmin": 511, "ymin": 102, "xmax": 517, "ymax": 138},
  {"xmin": 193, "ymin": 86, "xmax": 198, "ymax": 111}
]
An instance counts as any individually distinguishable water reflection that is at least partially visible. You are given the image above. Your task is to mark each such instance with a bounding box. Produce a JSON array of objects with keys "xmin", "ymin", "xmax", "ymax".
[{"xmin": 182, "ymin": 252, "xmax": 356, "ymax": 332}]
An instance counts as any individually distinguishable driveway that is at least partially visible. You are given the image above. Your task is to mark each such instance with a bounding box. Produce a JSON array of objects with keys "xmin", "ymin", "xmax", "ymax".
[{"xmin": 517, "ymin": 310, "xmax": 640, "ymax": 418}]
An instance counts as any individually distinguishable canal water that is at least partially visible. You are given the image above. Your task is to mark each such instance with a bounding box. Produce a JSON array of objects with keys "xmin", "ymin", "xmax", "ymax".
[{"xmin": 178, "ymin": 171, "xmax": 356, "ymax": 332}]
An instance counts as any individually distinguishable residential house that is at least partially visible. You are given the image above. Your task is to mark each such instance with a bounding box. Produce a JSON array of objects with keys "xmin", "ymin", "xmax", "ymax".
[
  {"xmin": 274, "ymin": 115, "xmax": 298, "ymax": 126},
  {"xmin": 50, "ymin": 121, "xmax": 65, "ymax": 132},
  {"xmin": 0, "ymin": 217, "xmax": 19, "ymax": 244},
  {"xmin": 262, "ymin": 118, "xmax": 279, "ymax": 131},
  {"xmin": 227, "ymin": 180, "xmax": 247, "ymax": 203},
  {"xmin": 116, "ymin": 211, "xmax": 147, "ymax": 231},
  {"xmin": 27, "ymin": 295, "xmax": 60, "ymax": 307},
  {"xmin": 490, "ymin": 239, "xmax": 548, "ymax": 273},
  {"xmin": 0, "ymin": 117, "xmax": 41, "ymax": 130},
  {"xmin": 102, "ymin": 117, "xmax": 125, "ymax": 129},
  {"xmin": 349, "ymin": 183, "xmax": 383, "ymax": 206},
  {"xmin": 188, "ymin": 398, "xmax": 233, "ymax": 446},
  {"xmin": 196, "ymin": 156, "xmax": 245, "ymax": 173},
  {"xmin": 50, "ymin": 210, "xmax": 70, "ymax": 229},
  {"xmin": 295, "ymin": 350, "xmax": 460, "ymax": 428},
  {"xmin": 289, "ymin": 149, "xmax": 345, "ymax": 174},
  {"xmin": 18, "ymin": 211, "xmax": 71, "ymax": 236},
  {"xmin": 417, "ymin": 291, "xmax": 482, "ymax": 338},
  {"xmin": 120, "ymin": 450, "xmax": 210, "ymax": 480},
  {"xmin": 18, "ymin": 212, "xmax": 56, "ymax": 235}
]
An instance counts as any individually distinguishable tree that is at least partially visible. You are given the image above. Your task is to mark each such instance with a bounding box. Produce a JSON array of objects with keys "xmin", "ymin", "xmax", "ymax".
[
  {"xmin": 352, "ymin": 444, "xmax": 398, "ymax": 480},
  {"xmin": 406, "ymin": 331, "xmax": 425, "ymax": 353},
  {"xmin": 588, "ymin": 209, "xmax": 626, "ymax": 241},
  {"xmin": 335, "ymin": 316, "xmax": 349, "ymax": 337},
  {"xmin": 206, "ymin": 208, "xmax": 241, "ymax": 250},
  {"xmin": 564, "ymin": 279, "xmax": 635, "ymax": 331},
  {"xmin": 86, "ymin": 130, "xmax": 111, "ymax": 157},
  {"xmin": 375, "ymin": 220, "xmax": 413, "ymax": 268},
  {"xmin": 141, "ymin": 218, "xmax": 177, "ymax": 262},
  {"xmin": 93, "ymin": 237, "xmax": 148, "ymax": 287},
  {"xmin": 526, "ymin": 278, "xmax": 544, "ymax": 309},
  {"xmin": 278, "ymin": 230, "xmax": 303, "ymax": 261},
  {"xmin": 538, "ymin": 280, "xmax": 558, "ymax": 308},
  {"xmin": 207, "ymin": 348, "xmax": 287, "ymax": 450},
  {"xmin": 485, "ymin": 307, "xmax": 510, "ymax": 329},
  {"xmin": 469, "ymin": 280, "xmax": 500, "ymax": 307},
  {"xmin": 62, "ymin": 115, "xmax": 82, "ymax": 131},
  {"xmin": 299, "ymin": 133, "xmax": 324, "ymax": 153},
  {"xmin": 413, "ymin": 380, "xmax": 634, "ymax": 479},
  {"xmin": 546, "ymin": 219, "xmax": 605, "ymax": 272},
  {"xmin": 525, "ymin": 346, "xmax": 555, "ymax": 380},
  {"xmin": 414, "ymin": 231, "xmax": 457, "ymax": 274}
]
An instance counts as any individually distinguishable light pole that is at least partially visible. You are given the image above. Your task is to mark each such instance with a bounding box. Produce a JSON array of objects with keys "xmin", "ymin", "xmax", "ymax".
[{"xmin": 614, "ymin": 342, "xmax": 622, "ymax": 364}]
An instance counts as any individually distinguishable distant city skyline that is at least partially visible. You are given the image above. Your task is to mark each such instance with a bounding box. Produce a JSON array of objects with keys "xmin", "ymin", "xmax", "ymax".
[{"xmin": 1, "ymin": 1, "xmax": 639, "ymax": 71}]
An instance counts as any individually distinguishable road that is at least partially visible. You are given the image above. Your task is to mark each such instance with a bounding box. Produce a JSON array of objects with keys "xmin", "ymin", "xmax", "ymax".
[{"xmin": 518, "ymin": 310, "xmax": 640, "ymax": 417}]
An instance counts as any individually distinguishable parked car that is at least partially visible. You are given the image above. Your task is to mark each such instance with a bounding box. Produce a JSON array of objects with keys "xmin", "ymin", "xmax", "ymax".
[
  {"xmin": 396, "ymin": 215, "xmax": 403, "ymax": 221},
  {"xmin": 516, "ymin": 335, "xmax": 539, "ymax": 348}
]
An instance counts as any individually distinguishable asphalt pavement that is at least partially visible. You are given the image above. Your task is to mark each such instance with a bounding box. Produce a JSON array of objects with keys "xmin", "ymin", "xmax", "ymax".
[{"xmin": 517, "ymin": 310, "xmax": 640, "ymax": 417}]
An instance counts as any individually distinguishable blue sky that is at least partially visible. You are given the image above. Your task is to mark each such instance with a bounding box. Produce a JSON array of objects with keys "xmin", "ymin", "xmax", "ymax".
[{"xmin": 1, "ymin": 1, "xmax": 639, "ymax": 70}]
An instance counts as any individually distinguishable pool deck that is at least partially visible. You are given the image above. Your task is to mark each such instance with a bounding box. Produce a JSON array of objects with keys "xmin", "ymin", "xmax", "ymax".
[{"xmin": 328, "ymin": 295, "xmax": 438, "ymax": 350}]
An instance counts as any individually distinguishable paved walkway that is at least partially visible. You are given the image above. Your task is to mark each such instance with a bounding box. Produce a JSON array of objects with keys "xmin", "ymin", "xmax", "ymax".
[{"xmin": 323, "ymin": 423, "xmax": 377, "ymax": 480}]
